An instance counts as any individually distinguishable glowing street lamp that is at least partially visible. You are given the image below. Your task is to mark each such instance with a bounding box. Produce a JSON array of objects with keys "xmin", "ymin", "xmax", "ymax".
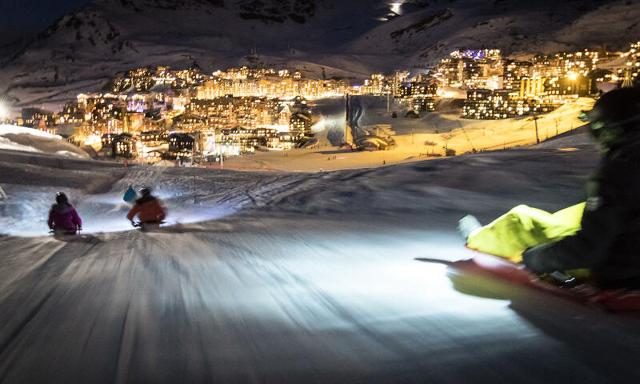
[{"xmin": 390, "ymin": 1, "xmax": 404, "ymax": 14}]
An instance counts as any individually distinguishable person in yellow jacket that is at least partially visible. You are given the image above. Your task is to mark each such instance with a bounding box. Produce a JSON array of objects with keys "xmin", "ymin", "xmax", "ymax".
[
  {"xmin": 460, "ymin": 88, "xmax": 640, "ymax": 288},
  {"xmin": 460, "ymin": 203, "xmax": 585, "ymax": 263}
]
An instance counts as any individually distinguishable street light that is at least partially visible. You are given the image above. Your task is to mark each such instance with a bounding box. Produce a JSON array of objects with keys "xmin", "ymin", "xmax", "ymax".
[
  {"xmin": 567, "ymin": 71, "xmax": 579, "ymax": 81},
  {"xmin": 532, "ymin": 114, "xmax": 540, "ymax": 144}
]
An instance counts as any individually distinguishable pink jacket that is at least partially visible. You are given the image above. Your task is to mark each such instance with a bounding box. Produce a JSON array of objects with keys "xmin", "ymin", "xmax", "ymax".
[{"xmin": 48, "ymin": 204, "xmax": 82, "ymax": 231}]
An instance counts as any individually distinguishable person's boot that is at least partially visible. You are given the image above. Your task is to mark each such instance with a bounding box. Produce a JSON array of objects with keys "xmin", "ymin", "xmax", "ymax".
[{"xmin": 458, "ymin": 215, "xmax": 482, "ymax": 241}]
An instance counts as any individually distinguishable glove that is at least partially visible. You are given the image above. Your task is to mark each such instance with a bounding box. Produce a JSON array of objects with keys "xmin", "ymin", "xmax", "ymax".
[{"xmin": 523, "ymin": 245, "xmax": 551, "ymax": 274}]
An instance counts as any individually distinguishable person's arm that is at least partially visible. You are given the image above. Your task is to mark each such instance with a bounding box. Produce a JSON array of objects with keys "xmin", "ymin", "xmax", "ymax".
[
  {"xmin": 523, "ymin": 203, "xmax": 624, "ymax": 273},
  {"xmin": 47, "ymin": 208, "xmax": 54, "ymax": 229},
  {"xmin": 156, "ymin": 201, "xmax": 166, "ymax": 221},
  {"xmin": 523, "ymin": 155, "xmax": 630, "ymax": 273},
  {"xmin": 71, "ymin": 207, "xmax": 82, "ymax": 230},
  {"xmin": 127, "ymin": 205, "xmax": 140, "ymax": 222}
]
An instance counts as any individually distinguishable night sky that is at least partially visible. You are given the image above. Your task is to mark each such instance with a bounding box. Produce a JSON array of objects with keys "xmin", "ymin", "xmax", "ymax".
[{"xmin": 0, "ymin": 0, "xmax": 92, "ymax": 45}]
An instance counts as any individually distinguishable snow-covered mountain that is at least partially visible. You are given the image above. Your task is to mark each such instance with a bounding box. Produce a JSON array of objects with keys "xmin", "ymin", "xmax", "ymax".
[{"xmin": 1, "ymin": 0, "xmax": 639, "ymax": 110}]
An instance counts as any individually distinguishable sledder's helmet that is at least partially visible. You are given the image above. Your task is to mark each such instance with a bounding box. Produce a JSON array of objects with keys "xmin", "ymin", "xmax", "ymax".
[
  {"xmin": 587, "ymin": 87, "xmax": 640, "ymax": 149},
  {"xmin": 139, "ymin": 187, "xmax": 152, "ymax": 197},
  {"xmin": 55, "ymin": 192, "xmax": 69, "ymax": 205}
]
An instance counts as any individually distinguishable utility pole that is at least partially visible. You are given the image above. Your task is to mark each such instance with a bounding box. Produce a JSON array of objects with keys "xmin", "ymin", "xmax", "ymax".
[
  {"xmin": 193, "ymin": 175, "xmax": 197, "ymax": 204},
  {"xmin": 344, "ymin": 93, "xmax": 354, "ymax": 146},
  {"xmin": 533, "ymin": 115, "xmax": 540, "ymax": 144},
  {"xmin": 386, "ymin": 92, "xmax": 391, "ymax": 114}
]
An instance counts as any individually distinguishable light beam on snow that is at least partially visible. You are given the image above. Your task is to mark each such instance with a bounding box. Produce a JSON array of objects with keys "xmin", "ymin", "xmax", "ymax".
[
  {"xmin": 0, "ymin": 188, "xmax": 238, "ymax": 237},
  {"xmin": 193, "ymin": 230, "xmax": 512, "ymax": 325}
]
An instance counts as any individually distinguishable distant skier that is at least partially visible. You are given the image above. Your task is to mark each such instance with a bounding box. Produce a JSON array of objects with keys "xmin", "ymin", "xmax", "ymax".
[
  {"xmin": 123, "ymin": 184, "xmax": 137, "ymax": 203},
  {"xmin": 126, "ymin": 187, "xmax": 166, "ymax": 229},
  {"xmin": 48, "ymin": 192, "xmax": 83, "ymax": 235},
  {"xmin": 463, "ymin": 87, "xmax": 640, "ymax": 288}
]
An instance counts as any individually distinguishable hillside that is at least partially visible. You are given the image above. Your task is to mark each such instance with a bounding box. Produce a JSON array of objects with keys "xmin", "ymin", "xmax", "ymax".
[{"xmin": 1, "ymin": 0, "xmax": 639, "ymax": 110}]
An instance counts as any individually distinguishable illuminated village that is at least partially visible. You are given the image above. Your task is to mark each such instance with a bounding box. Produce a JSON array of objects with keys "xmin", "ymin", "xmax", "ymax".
[{"xmin": 11, "ymin": 41, "xmax": 640, "ymax": 165}]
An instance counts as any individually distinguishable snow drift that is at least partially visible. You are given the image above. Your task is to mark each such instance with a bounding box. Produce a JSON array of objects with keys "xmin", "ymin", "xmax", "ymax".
[{"xmin": 0, "ymin": 124, "xmax": 89, "ymax": 158}]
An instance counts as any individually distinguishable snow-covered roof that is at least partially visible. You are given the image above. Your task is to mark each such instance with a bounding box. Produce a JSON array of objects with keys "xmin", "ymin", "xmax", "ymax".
[{"xmin": 0, "ymin": 124, "xmax": 88, "ymax": 158}]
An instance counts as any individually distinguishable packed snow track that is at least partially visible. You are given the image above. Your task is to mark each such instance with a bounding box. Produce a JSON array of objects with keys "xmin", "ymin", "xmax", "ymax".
[{"xmin": 2, "ymin": 135, "xmax": 640, "ymax": 383}]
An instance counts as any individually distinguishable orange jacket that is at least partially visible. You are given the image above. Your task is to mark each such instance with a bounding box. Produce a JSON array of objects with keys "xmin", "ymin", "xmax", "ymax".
[{"xmin": 127, "ymin": 197, "xmax": 166, "ymax": 223}]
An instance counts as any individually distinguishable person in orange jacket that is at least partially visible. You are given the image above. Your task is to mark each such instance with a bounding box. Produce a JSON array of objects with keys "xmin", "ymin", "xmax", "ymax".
[{"xmin": 126, "ymin": 187, "xmax": 166, "ymax": 227}]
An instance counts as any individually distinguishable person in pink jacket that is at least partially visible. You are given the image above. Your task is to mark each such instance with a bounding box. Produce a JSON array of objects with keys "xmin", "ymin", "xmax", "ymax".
[{"xmin": 48, "ymin": 192, "xmax": 82, "ymax": 234}]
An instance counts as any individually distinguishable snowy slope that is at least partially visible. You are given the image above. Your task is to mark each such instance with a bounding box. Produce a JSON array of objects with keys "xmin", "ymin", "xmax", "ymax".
[
  {"xmin": 5, "ymin": 133, "xmax": 640, "ymax": 384},
  {"xmin": 0, "ymin": 124, "xmax": 89, "ymax": 158},
  {"xmin": 0, "ymin": 128, "xmax": 598, "ymax": 235},
  {"xmin": 1, "ymin": 0, "xmax": 639, "ymax": 110},
  {"xmin": 218, "ymin": 96, "xmax": 592, "ymax": 172}
]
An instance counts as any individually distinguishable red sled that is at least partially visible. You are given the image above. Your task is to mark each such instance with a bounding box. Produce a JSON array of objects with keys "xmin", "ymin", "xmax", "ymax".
[{"xmin": 446, "ymin": 252, "xmax": 640, "ymax": 313}]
